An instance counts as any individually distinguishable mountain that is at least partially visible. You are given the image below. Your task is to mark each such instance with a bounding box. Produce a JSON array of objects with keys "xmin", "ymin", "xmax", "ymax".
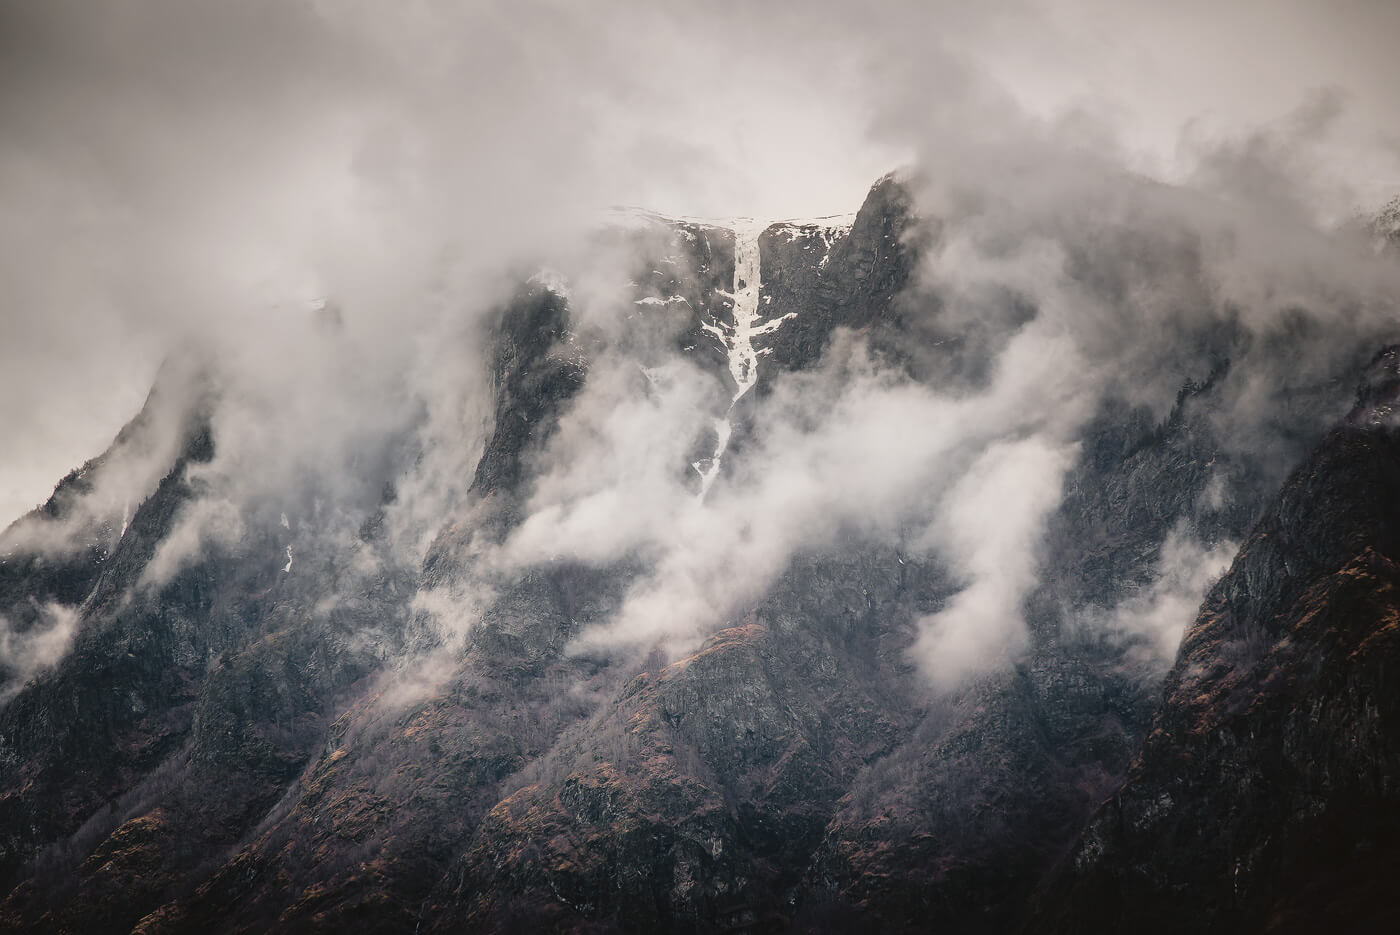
[
  {"xmin": 1, "ymin": 173, "xmax": 1399, "ymax": 933},
  {"xmin": 1026, "ymin": 350, "xmax": 1400, "ymax": 934}
]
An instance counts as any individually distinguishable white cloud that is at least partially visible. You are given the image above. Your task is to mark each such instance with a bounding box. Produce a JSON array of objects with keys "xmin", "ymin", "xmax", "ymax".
[
  {"xmin": 1078, "ymin": 523, "xmax": 1238, "ymax": 673},
  {"xmin": 911, "ymin": 437, "xmax": 1075, "ymax": 688},
  {"xmin": 6, "ymin": 0, "xmax": 1400, "ymax": 692},
  {"xmin": 0, "ymin": 603, "xmax": 81, "ymax": 697}
]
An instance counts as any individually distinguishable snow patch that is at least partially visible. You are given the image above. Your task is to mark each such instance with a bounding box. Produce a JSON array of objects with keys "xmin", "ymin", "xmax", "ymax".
[
  {"xmin": 693, "ymin": 220, "xmax": 797, "ymax": 501},
  {"xmin": 767, "ymin": 213, "xmax": 856, "ymax": 270},
  {"xmin": 529, "ymin": 268, "xmax": 571, "ymax": 298}
]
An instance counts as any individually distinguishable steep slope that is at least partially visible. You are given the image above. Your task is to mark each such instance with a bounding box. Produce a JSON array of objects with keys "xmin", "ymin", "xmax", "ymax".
[
  {"xmin": 0, "ymin": 369, "xmax": 214, "ymax": 891},
  {"xmin": 790, "ymin": 376, "xmax": 1252, "ymax": 933},
  {"xmin": 127, "ymin": 286, "xmax": 600, "ymax": 934},
  {"xmin": 95, "ymin": 223, "xmax": 742, "ymax": 934},
  {"xmin": 423, "ymin": 549, "xmax": 942, "ymax": 934},
  {"xmin": 0, "ymin": 363, "xmax": 420, "ymax": 933},
  {"xmin": 2, "ymin": 173, "xmax": 1396, "ymax": 935},
  {"xmin": 411, "ymin": 187, "xmax": 951, "ymax": 933},
  {"xmin": 781, "ymin": 199, "xmax": 1374, "ymax": 935},
  {"xmin": 1028, "ymin": 351, "xmax": 1400, "ymax": 934},
  {"xmin": 414, "ymin": 184, "xmax": 1372, "ymax": 934},
  {"xmin": 0, "ymin": 362, "xmax": 204, "ymax": 682}
]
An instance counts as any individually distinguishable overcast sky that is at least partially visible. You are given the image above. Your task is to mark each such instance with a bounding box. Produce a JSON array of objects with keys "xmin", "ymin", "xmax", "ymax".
[{"xmin": 3, "ymin": 0, "xmax": 1400, "ymax": 528}]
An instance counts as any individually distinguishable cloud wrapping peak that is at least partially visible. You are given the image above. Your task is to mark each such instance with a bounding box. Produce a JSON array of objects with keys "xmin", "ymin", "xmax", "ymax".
[{"xmin": 6, "ymin": 0, "xmax": 1400, "ymax": 688}]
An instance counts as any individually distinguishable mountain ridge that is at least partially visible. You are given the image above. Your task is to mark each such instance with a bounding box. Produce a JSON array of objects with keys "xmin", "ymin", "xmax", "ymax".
[{"xmin": 1, "ymin": 173, "xmax": 1399, "ymax": 932}]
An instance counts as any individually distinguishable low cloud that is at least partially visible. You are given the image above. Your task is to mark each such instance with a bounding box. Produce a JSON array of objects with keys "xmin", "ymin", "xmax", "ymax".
[
  {"xmin": 6, "ymin": 0, "xmax": 1400, "ymax": 694},
  {"xmin": 0, "ymin": 603, "xmax": 80, "ymax": 698},
  {"xmin": 1077, "ymin": 523, "xmax": 1238, "ymax": 673},
  {"xmin": 509, "ymin": 303, "xmax": 1092, "ymax": 683},
  {"xmin": 912, "ymin": 438, "xmax": 1075, "ymax": 687},
  {"xmin": 1, "ymin": 357, "xmax": 201, "ymax": 559},
  {"xmin": 140, "ymin": 493, "xmax": 245, "ymax": 590},
  {"xmin": 498, "ymin": 85, "xmax": 1400, "ymax": 689}
]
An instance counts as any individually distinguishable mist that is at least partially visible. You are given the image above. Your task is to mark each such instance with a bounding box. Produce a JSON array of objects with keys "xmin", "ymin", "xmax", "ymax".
[{"xmin": 5, "ymin": 0, "xmax": 1400, "ymax": 689}]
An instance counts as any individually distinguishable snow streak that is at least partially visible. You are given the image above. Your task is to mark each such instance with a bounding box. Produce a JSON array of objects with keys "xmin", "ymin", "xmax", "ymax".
[{"xmin": 692, "ymin": 221, "xmax": 796, "ymax": 500}]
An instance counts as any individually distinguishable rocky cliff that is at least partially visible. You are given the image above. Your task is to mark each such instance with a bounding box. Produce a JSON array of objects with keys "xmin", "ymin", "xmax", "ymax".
[
  {"xmin": 1026, "ymin": 351, "xmax": 1400, "ymax": 934},
  {"xmin": 1, "ymin": 174, "xmax": 1398, "ymax": 934}
]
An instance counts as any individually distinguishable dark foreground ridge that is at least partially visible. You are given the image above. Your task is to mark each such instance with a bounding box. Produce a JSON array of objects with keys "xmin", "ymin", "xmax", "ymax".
[{"xmin": 1029, "ymin": 376, "xmax": 1400, "ymax": 934}]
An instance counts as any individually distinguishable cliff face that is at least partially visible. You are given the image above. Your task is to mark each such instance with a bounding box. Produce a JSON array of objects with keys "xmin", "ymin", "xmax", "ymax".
[
  {"xmin": 0, "ymin": 363, "xmax": 419, "ymax": 934},
  {"xmin": 1027, "ymin": 358, "xmax": 1400, "ymax": 935},
  {"xmin": 0, "ymin": 175, "xmax": 1397, "ymax": 934}
]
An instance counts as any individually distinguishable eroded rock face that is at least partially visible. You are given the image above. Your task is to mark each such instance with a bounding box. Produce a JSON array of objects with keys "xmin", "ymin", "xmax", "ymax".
[
  {"xmin": 0, "ymin": 217, "xmax": 741, "ymax": 933},
  {"xmin": 427, "ymin": 543, "xmax": 938, "ymax": 934},
  {"xmin": 1027, "ymin": 392, "xmax": 1400, "ymax": 934},
  {"xmin": 2, "ymin": 174, "xmax": 1398, "ymax": 935}
]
